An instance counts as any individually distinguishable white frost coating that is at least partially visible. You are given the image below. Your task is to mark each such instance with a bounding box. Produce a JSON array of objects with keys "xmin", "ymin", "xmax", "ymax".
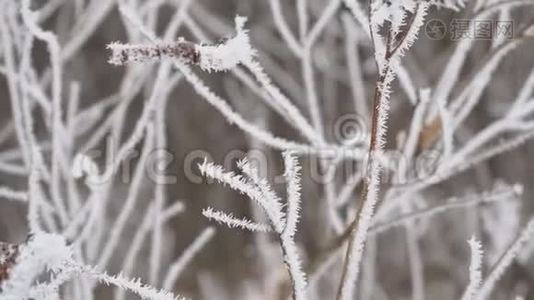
[
  {"xmin": 82, "ymin": 267, "xmax": 184, "ymax": 300},
  {"xmin": 1, "ymin": 233, "xmax": 72, "ymax": 299},
  {"xmin": 282, "ymin": 151, "xmax": 302, "ymax": 239},
  {"xmin": 196, "ymin": 16, "xmax": 254, "ymax": 72},
  {"xmin": 0, "ymin": 232, "xmax": 185, "ymax": 300},
  {"xmin": 3, "ymin": 0, "xmax": 534, "ymax": 298},
  {"xmin": 338, "ymin": 3, "xmax": 430, "ymax": 300},
  {"xmin": 461, "ymin": 236, "xmax": 484, "ymax": 300},
  {"xmin": 172, "ymin": 61, "xmax": 311, "ymax": 152},
  {"xmin": 370, "ymin": 0, "xmax": 418, "ymax": 33},
  {"xmin": 199, "ymin": 154, "xmax": 307, "ymax": 300},
  {"xmin": 238, "ymin": 158, "xmax": 286, "ymax": 232},
  {"xmin": 476, "ymin": 218, "xmax": 534, "ymax": 300},
  {"xmin": 279, "ymin": 153, "xmax": 307, "ymax": 300},
  {"xmin": 107, "ymin": 16, "xmax": 253, "ymax": 72},
  {"xmin": 198, "ymin": 160, "xmax": 279, "ymax": 230},
  {"xmin": 198, "ymin": 158, "xmax": 286, "ymax": 233},
  {"xmin": 202, "ymin": 207, "xmax": 272, "ymax": 232}
]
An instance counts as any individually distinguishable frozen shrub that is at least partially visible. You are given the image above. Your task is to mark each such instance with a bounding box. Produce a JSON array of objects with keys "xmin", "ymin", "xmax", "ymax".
[{"xmin": 0, "ymin": 0, "xmax": 534, "ymax": 299}]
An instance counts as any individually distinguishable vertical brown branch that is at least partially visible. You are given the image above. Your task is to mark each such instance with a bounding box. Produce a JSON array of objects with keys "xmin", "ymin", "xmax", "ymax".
[
  {"xmin": 335, "ymin": 3, "xmax": 420, "ymax": 297},
  {"xmin": 335, "ymin": 71, "xmax": 386, "ymax": 300}
]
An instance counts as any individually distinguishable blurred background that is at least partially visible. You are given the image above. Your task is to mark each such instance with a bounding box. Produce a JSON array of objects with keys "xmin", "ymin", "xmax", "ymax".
[{"xmin": 1, "ymin": 0, "xmax": 534, "ymax": 299}]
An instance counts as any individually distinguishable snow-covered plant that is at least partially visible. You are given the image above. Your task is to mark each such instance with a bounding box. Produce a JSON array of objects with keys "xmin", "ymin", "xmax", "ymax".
[
  {"xmin": 107, "ymin": 16, "xmax": 254, "ymax": 72},
  {"xmin": 198, "ymin": 152, "xmax": 306, "ymax": 299},
  {"xmin": 0, "ymin": 232, "xmax": 183, "ymax": 300},
  {"xmin": 337, "ymin": 2, "xmax": 433, "ymax": 299},
  {"xmin": 461, "ymin": 236, "xmax": 484, "ymax": 300},
  {"xmin": 1, "ymin": 0, "xmax": 534, "ymax": 299}
]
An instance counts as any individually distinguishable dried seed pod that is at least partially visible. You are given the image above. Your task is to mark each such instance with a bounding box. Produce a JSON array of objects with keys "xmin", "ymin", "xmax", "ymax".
[
  {"xmin": 0, "ymin": 242, "xmax": 19, "ymax": 284},
  {"xmin": 107, "ymin": 40, "xmax": 200, "ymax": 66},
  {"xmin": 172, "ymin": 41, "xmax": 200, "ymax": 65}
]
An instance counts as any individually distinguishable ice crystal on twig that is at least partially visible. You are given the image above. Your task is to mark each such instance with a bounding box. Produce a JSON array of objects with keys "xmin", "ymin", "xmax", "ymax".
[{"xmin": 107, "ymin": 16, "xmax": 253, "ymax": 72}]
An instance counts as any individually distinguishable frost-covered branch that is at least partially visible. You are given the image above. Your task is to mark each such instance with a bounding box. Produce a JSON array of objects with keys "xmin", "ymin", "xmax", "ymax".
[
  {"xmin": 461, "ymin": 236, "xmax": 484, "ymax": 300},
  {"xmin": 0, "ymin": 232, "xmax": 185, "ymax": 300},
  {"xmin": 337, "ymin": 2, "xmax": 430, "ymax": 299},
  {"xmin": 476, "ymin": 217, "xmax": 534, "ymax": 299},
  {"xmin": 108, "ymin": 16, "xmax": 253, "ymax": 73},
  {"xmin": 199, "ymin": 152, "xmax": 307, "ymax": 299},
  {"xmin": 202, "ymin": 207, "xmax": 272, "ymax": 232}
]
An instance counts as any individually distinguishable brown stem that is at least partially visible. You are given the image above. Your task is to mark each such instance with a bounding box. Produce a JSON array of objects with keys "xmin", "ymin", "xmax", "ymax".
[
  {"xmin": 335, "ymin": 73, "xmax": 385, "ymax": 300},
  {"xmin": 334, "ymin": 1, "xmax": 429, "ymax": 297}
]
